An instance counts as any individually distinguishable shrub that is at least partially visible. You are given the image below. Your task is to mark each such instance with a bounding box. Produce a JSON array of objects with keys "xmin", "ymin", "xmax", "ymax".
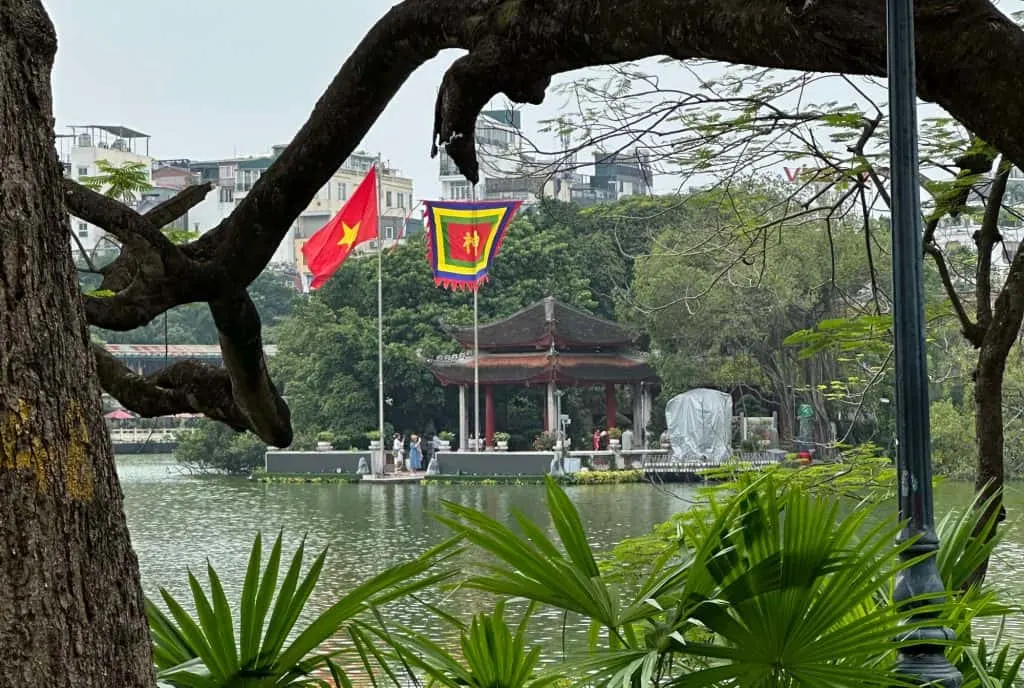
[
  {"xmin": 532, "ymin": 431, "xmax": 557, "ymax": 451},
  {"xmin": 174, "ymin": 421, "xmax": 266, "ymax": 476}
]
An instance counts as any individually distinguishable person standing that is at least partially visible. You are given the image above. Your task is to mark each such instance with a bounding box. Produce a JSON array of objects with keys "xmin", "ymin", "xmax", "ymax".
[
  {"xmin": 392, "ymin": 433, "xmax": 405, "ymax": 471},
  {"xmin": 408, "ymin": 434, "xmax": 423, "ymax": 471}
]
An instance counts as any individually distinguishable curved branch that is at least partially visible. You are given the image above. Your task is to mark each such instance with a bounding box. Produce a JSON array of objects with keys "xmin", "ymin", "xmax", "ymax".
[
  {"xmin": 93, "ymin": 345, "xmax": 251, "ymax": 432},
  {"xmin": 143, "ymin": 182, "xmax": 213, "ymax": 229},
  {"xmin": 976, "ymin": 160, "xmax": 1011, "ymax": 331},
  {"xmin": 922, "ymin": 235, "xmax": 983, "ymax": 346},
  {"xmin": 62, "ymin": 179, "xmax": 179, "ymax": 255},
  {"xmin": 208, "ymin": 292, "xmax": 292, "ymax": 447}
]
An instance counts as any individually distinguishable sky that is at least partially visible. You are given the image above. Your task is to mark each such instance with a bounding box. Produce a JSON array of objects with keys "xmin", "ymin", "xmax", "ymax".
[{"xmin": 45, "ymin": 0, "xmax": 587, "ymax": 200}]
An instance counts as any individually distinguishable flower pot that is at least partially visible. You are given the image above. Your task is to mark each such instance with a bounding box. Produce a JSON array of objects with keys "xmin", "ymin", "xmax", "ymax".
[
  {"xmin": 369, "ymin": 440, "xmax": 381, "ymax": 451},
  {"xmin": 438, "ymin": 440, "xmax": 451, "ymax": 451},
  {"xmin": 316, "ymin": 441, "xmax": 332, "ymax": 452},
  {"xmin": 609, "ymin": 439, "xmax": 621, "ymax": 450},
  {"xmin": 468, "ymin": 438, "xmax": 480, "ymax": 450},
  {"xmin": 496, "ymin": 441, "xmax": 508, "ymax": 451}
]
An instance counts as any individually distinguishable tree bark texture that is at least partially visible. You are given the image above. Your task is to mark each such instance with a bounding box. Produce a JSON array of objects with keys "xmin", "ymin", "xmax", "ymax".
[
  {"xmin": 974, "ymin": 352, "xmax": 1005, "ymax": 507},
  {"xmin": 0, "ymin": 2, "xmax": 155, "ymax": 685}
]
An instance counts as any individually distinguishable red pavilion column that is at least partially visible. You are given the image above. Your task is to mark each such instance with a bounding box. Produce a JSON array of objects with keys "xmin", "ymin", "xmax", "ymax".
[
  {"xmin": 485, "ymin": 385, "xmax": 496, "ymax": 447},
  {"xmin": 605, "ymin": 383, "xmax": 617, "ymax": 429}
]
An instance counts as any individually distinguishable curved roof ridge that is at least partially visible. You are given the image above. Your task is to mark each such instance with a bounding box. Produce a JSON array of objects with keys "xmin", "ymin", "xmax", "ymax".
[{"xmin": 444, "ymin": 296, "xmax": 634, "ymax": 350}]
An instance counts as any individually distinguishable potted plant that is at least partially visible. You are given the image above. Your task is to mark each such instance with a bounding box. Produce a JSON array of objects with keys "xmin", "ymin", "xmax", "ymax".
[
  {"xmin": 315, "ymin": 431, "xmax": 334, "ymax": 452},
  {"xmin": 437, "ymin": 431, "xmax": 453, "ymax": 451},
  {"xmin": 468, "ymin": 436, "xmax": 481, "ymax": 451},
  {"xmin": 493, "ymin": 432, "xmax": 510, "ymax": 451},
  {"xmin": 366, "ymin": 429, "xmax": 381, "ymax": 450},
  {"xmin": 532, "ymin": 431, "xmax": 556, "ymax": 451},
  {"xmin": 607, "ymin": 427, "xmax": 622, "ymax": 450}
]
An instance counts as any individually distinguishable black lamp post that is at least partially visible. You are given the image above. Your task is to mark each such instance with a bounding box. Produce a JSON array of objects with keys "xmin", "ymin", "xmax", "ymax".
[{"xmin": 886, "ymin": 0, "xmax": 962, "ymax": 684}]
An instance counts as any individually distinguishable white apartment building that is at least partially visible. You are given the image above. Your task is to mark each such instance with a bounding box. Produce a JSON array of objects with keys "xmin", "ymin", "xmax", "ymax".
[
  {"xmin": 59, "ymin": 125, "xmax": 154, "ymax": 256},
  {"xmin": 184, "ymin": 149, "xmax": 418, "ymax": 275},
  {"xmin": 291, "ymin": 151, "xmax": 417, "ymax": 276},
  {"xmin": 60, "ymin": 125, "xmax": 417, "ymax": 281}
]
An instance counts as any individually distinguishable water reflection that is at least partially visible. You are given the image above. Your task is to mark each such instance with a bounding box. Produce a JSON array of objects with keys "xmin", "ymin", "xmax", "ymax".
[{"xmin": 119, "ymin": 455, "xmax": 1024, "ymax": 659}]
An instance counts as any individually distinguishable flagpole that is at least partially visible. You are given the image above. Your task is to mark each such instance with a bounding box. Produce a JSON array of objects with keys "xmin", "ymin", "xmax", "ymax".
[
  {"xmin": 473, "ymin": 286, "xmax": 480, "ymax": 450},
  {"xmin": 376, "ymin": 155, "xmax": 385, "ymax": 475},
  {"xmin": 471, "ymin": 184, "xmax": 481, "ymax": 451}
]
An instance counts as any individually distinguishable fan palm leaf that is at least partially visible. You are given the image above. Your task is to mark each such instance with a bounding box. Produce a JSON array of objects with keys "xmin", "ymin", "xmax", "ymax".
[{"xmin": 147, "ymin": 531, "xmax": 460, "ymax": 687}]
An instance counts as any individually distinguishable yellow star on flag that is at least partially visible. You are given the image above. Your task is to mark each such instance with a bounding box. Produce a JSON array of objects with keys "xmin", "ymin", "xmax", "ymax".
[{"xmin": 338, "ymin": 221, "xmax": 360, "ymax": 247}]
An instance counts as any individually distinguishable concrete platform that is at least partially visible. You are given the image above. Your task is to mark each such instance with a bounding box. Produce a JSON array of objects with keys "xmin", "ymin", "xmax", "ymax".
[{"xmin": 359, "ymin": 471, "xmax": 427, "ymax": 484}]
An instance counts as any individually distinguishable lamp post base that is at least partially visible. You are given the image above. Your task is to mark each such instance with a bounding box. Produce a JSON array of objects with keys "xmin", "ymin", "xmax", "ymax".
[
  {"xmin": 893, "ymin": 535, "xmax": 962, "ymax": 687},
  {"xmin": 895, "ymin": 652, "xmax": 962, "ymax": 688}
]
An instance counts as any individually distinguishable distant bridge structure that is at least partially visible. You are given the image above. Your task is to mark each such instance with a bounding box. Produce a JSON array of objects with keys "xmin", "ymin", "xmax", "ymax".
[{"xmin": 101, "ymin": 343, "xmax": 278, "ymax": 376}]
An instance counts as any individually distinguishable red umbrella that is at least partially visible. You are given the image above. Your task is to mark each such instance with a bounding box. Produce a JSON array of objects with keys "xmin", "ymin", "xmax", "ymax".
[{"xmin": 104, "ymin": 409, "xmax": 135, "ymax": 420}]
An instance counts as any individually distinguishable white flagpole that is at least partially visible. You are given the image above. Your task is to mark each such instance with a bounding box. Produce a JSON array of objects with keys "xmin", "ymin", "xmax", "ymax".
[
  {"xmin": 471, "ymin": 184, "xmax": 481, "ymax": 450},
  {"xmin": 376, "ymin": 155, "xmax": 385, "ymax": 474},
  {"xmin": 473, "ymin": 287, "xmax": 480, "ymax": 450}
]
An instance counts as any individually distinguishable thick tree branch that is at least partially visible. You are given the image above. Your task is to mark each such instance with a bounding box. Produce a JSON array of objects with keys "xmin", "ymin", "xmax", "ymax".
[
  {"xmin": 208, "ymin": 292, "xmax": 292, "ymax": 447},
  {"xmin": 143, "ymin": 182, "xmax": 212, "ymax": 229},
  {"xmin": 62, "ymin": 179, "xmax": 179, "ymax": 254},
  {"xmin": 975, "ymin": 160, "xmax": 1011, "ymax": 332},
  {"xmin": 93, "ymin": 345, "xmax": 251, "ymax": 432}
]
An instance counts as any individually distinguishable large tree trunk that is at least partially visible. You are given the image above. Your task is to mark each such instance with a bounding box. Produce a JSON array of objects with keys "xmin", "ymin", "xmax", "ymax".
[
  {"xmin": 967, "ymin": 346, "xmax": 1009, "ymax": 587},
  {"xmin": 0, "ymin": 2, "xmax": 155, "ymax": 685},
  {"xmin": 975, "ymin": 352, "xmax": 1006, "ymax": 504}
]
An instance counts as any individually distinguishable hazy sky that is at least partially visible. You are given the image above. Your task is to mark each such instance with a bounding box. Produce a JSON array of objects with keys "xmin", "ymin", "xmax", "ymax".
[{"xmin": 45, "ymin": 0, "xmax": 588, "ymax": 199}]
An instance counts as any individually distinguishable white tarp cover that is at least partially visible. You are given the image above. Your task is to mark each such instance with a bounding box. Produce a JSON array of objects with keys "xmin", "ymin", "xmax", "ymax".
[{"xmin": 665, "ymin": 388, "xmax": 733, "ymax": 463}]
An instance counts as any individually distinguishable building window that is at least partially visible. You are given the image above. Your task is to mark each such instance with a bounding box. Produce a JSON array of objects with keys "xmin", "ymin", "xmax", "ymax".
[
  {"xmin": 78, "ymin": 166, "xmax": 89, "ymax": 177},
  {"xmin": 77, "ymin": 222, "xmax": 88, "ymax": 237},
  {"xmin": 384, "ymin": 226, "xmax": 395, "ymax": 240},
  {"xmin": 219, "ymin": 186, "xmax": 234, "ymax": 203},
  {"xmin": 450, "ymin": 182, "xmax": 471, "ymax": 200},
  {"xmin": 337, "ymin": 182, "xmax": 346, "ymax": 200},
  {"xmin": 386, "ymin": 191, "xmax": 393, "ymax": 207}
]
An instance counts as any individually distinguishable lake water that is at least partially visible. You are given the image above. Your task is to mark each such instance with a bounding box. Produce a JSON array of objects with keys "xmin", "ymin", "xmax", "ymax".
[{"xmin": 118, "ymin": 454, "xmax": 1024, "ymax": 660}]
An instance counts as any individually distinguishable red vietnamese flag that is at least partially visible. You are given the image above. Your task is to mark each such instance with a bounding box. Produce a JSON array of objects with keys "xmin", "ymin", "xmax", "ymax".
[{"xmin": 301, "ymin": 166, "xmax": 378, "ymax": 289}]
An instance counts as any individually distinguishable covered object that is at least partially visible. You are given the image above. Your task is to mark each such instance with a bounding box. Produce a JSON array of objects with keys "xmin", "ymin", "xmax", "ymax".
[{"xmin": 665, "ymin": 388, "xmax": 732, "ymax": 463}]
